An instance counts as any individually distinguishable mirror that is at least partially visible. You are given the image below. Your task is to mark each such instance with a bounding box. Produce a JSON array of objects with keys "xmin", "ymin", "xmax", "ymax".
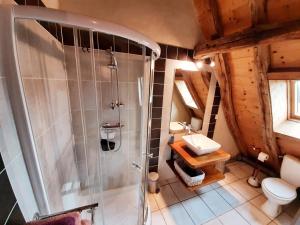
[{"xmin": 170, "ymin": 69, "xmax": 211, "ymax": 134}]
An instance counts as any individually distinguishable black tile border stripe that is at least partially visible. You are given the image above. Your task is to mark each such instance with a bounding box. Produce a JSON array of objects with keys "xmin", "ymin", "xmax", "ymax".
[
  {"xmin": 0, "ymin": 155, "xmax": 24, "ymax": 225},
  {"xmin": 149, "ymin": 44, "xmax": 195, "ymax": 171}
]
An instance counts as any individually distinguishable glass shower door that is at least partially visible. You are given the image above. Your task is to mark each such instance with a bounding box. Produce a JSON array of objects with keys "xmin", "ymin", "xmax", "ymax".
[{"xmin": 14, "ymin": 17, "xmax": 152, "ymax": 225}]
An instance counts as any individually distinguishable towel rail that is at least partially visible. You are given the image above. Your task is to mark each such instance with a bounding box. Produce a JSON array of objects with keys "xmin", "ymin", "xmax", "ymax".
[{"xmin": 35, "ymin": 203, "xmax": 98, "ymax": 221}]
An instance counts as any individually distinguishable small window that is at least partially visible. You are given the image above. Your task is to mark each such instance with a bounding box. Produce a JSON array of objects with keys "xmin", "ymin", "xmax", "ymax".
[
  {"xmin": 175, "ymin": 80, "xmax": 198, "ymax": 109},
  {"xmin": 290, "ymin": 80, "xmax": 300, "ymax": 120}
]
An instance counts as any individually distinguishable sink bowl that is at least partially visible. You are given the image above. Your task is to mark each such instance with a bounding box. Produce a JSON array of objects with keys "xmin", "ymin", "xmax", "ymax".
[
  {"xmin": 182, "ymin": 134, "xmax": 221, "ymax": 155},
  {"xmin": 170, "ymin": 122, "xmax": 185, "ymax": 134}
]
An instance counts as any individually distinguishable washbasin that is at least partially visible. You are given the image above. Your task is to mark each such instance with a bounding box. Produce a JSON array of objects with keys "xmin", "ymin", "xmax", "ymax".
[
  {"xmin": 182, "ymin": 134, "xmax": 221, "ymax": 155},
  {"xmin": 170, "ymin": 122, "xmax": 185, "ymax": 134}
]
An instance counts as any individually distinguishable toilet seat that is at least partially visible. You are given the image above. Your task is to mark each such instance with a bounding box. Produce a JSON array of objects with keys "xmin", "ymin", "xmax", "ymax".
[{"xmin": 262, "ymin": 178, "xmax": 297, "ymax": 201}]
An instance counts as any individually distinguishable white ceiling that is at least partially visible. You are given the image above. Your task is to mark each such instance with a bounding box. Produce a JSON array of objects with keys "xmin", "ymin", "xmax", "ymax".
[{"xmin": 42, "ymin": 0, "xmax": 203, "ymax": 49}]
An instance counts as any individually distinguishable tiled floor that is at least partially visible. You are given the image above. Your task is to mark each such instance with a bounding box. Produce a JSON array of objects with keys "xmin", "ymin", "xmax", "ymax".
[{"xmin": 148, "ymin": 161, "xmax": 300, "ymax": 225}]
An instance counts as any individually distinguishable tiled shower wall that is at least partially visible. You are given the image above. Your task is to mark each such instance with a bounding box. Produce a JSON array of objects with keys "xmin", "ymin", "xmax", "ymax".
[
  {"xmin": 15, "ymin": 19, "xmax": 77, "ymax": 212},
  {"xmin": 63, "ymin": 33, "xmax": 147, "ymax": 191}
]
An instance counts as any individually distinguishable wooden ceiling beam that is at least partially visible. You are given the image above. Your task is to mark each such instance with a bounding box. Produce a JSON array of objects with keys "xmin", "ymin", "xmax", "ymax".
[
  {"xmin": 267, "ymin": 68, "xmax": 300, "ymax": 80},
  {"xmin": 193, "ymin": 0, "xmax": 223, "ymax": 40},
  {"xmin": 250, "ymin": 1, "xmax": 280, "ymax": 170},
  {"xmin": 194, "ymin": 19, "xmax": 300, "ymax": 59}
]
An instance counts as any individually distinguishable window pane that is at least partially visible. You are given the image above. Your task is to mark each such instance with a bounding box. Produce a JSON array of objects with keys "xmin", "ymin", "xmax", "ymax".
[
  {"xmin": 296, "ymin": 81, "xmax": 300, "ymax": 116},
  {"xmin": 175, "ymin": 80, "xmax": 198, "ymax": 109}
]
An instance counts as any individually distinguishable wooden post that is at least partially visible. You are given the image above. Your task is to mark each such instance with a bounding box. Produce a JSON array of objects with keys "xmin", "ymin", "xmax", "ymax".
[{"xmin": 253, "ymin": 46, "xmax": 280, "ymax": 170}]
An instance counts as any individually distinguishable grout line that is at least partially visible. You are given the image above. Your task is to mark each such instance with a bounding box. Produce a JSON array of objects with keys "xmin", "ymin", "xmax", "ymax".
[
  {"xmin": 229, "ymin": 208, "xmax": 251, "ymax": 225},
  {"xmin": 4, "ymin": 201, "xmax": 17, "ymax": 225},
  {"xmin": 22, "ymin": 76, "xmax": 67, "ymax": 81},
  {"xmin": 0, "ymin": 167, "xmax": 5, "ymax": 175}
]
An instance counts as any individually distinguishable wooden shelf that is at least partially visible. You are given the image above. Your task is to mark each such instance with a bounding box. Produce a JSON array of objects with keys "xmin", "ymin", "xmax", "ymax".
[
  {"xmin": 166, "ymin": 160, "xmax": 225, "ymax": 191},
  {"xmin": 169, "ymin": 141, "xmax": 231, "ymax": 169}
]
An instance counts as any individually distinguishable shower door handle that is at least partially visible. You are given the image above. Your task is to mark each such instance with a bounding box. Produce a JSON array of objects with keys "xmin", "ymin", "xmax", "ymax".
[
  {"xmin": 138, "ymin": 77, "xmax": 143, "ymax": 106},
  {"xmin": 132, "ymin": 162, "xmax": 142, "ymax": 171}
]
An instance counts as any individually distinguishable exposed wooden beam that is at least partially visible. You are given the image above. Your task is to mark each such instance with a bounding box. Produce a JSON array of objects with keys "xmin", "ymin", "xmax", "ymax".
[
  {"xmin": 249, "ymin": 0, "xmax": 268, "ymax": 26},
  {"xmin": 194, "ymin": 0, "xmax": 250, "ymax": 156},
  {"xmin": 195, "ymin": 19, "xmax": 300, "ymax": 58},
  {"xmin": 253, "ymin": 46, "xmax": 280, "ymax": 170},
  {"xmin": 193, "ymin": 0, "xmax": 223, "ymax": 40},
  {"xmin": 267, "ymin": 68, "xmax": 300, "ymax": 80},
  {"xmin": 214, "ymin": 54, "xmax": 249, "ymax": 156}
]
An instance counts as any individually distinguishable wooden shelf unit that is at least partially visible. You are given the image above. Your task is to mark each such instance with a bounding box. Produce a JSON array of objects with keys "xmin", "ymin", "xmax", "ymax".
[{"xmin": 167, "ymin": 141, "xmax": 231, "ymax": 191}]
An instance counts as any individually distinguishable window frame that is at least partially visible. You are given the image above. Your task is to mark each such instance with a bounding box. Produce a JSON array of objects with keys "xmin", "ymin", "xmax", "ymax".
[
  {"xmin": 174, "ymin": 78, "xmax": 199, "ymax": 110},
  {"xmin": 289, "ymin": 80, "xmax": 300, "ymax": 120}
]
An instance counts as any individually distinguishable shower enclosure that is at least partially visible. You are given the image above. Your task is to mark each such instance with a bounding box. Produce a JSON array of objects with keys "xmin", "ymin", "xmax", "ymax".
[{"xmin": 0, "ymin": 5, "xmax": 160, "ymax": 225}]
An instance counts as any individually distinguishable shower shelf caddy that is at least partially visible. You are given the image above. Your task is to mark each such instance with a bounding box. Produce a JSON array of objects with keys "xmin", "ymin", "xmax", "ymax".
[{"xmin": 167, "ymin": 141, "xmax": 230, "ymax": 191}]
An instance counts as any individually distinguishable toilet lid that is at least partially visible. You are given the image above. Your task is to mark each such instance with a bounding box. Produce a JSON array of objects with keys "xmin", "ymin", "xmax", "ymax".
[{"xmin": 262, "ymin": 178, "xmax": 297, "ymax": 200}]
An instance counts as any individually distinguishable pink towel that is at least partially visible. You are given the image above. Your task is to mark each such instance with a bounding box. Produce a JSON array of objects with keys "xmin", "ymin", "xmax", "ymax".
[{"xmin": 26, "ymin": 212, "xmax": 82, "ymax": 225}]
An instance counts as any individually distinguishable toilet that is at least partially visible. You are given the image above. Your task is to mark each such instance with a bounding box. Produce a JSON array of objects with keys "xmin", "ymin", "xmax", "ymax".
[{"xmin": 261, "ymin": 155, "xmax": 300, "ymax": 218}]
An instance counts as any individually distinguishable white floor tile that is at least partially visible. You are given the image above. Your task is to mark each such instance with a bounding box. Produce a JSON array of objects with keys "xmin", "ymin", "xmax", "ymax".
[
  {"xmin": 167, "ymin": 176, "xmax": 179, "ymax": 184},
  {"xmin": 227, "ymin": 164, "xmax": 250, "ymax": 179},
  {"xmin": 195, "ymin": 184, "xmax": 214, "ymax": 195},
  {"xmin": 230, "ymin": 179, "xmax": 261, "ymax": 200},
  {"xmin": 273, "ymin": 213, "xmax": 293, "ymax": 225},
  {"xmin": 170, "ymin": 181, "xmax": 197, "ymax": 201},
  {"xmin": 250, "ymin": 195, "xmax": 267, "ymax": 209},
  {"xmin": 152, "ymin": 211, "xmax": 167, "ymax": 225},
  {"xmin": 161, "ymin": 203, "xmax": 194, "ymax": 225},
  {"xmin": 159, "ymin": 179, "xmax": 169, "ymax": 186},
  {"xmin": 216, "ymin": 185, "xmax": 247, "ymax": 207},
  {"xmin": 283, "ymin": 199, "xmax": 300, "ymax": 218},
  {"xmin": 218, "ymin": 209, "xmax": 249, "ymax": 225},
  {"xmin": 154, "ymin": 184, "xmax": 179, "ymax": 209},
  {"xmin": 200, "ymin": 190, "xmax": 232, "ymax": 216},
  {"xmin": 240, "ymin": 164, "xmax": 255, "ymax": 175},
  {"xmin": 236, "ymin": 202, "xmax": 271, "ymax": 225},
  {"xmin": 148, "ymin": 193, "xmax": 159, "ymax": 212},
  {"xmin": 219, "ymin": 172, "xmax": 239, "ymax": 185},
  {"xmin": 210, "ymin": 182, "xmax": 222, "ymax": 189},
  {"xmin": 202, "ymin": 218, "xmax": 222, "ymax": 225},
  {"xmin": 225, "ymin": 172, "xmax": 240, "ymax": 182},
  {"xmin": 182, "ymin": 196, "xmax": 215, "ymax": 224}
]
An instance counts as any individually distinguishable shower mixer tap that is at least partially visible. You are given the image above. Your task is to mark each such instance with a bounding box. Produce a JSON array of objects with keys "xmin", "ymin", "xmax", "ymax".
[{"xmin": 110, "ymin": 101, "xmax": 124, "ymax": 110}]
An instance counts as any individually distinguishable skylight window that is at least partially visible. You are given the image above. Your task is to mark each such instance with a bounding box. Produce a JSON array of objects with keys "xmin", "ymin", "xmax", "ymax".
[{"xmin": 175, "ymin": 80, "xmax": 198, "ymax": 109}]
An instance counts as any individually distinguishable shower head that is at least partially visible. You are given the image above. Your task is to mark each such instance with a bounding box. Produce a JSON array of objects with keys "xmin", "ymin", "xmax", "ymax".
[{"xmin": 106, "ymin": 48, "xmax": 118, "ymax": 69}]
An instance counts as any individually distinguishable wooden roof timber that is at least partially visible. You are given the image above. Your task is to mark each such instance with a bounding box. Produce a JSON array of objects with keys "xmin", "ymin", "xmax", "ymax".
[
  {"xmin": 267, "ymin": 68, "xmax": 300, "ymax": 80},
  {"xmin": 193, "ymin": 0, "xmax": 281, "ymax": 170},
  {"xmin": 194, "ymin": 19, "xmax": 300, "ymax": 59}
]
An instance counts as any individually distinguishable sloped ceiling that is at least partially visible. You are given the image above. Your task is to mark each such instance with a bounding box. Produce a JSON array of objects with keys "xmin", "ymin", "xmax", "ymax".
[{"xmin": 42, "ymin": 0, "xmax": 203, "ymax": 49}]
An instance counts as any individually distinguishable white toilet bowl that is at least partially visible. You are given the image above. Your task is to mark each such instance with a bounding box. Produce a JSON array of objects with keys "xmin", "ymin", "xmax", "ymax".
[
  {"xmin": 261, "ymin": 155, "xmax": 300, "ymax": 218},
  {"xmin": 261, "ymin": 178, "xmax": 296, "ymax": 218}
]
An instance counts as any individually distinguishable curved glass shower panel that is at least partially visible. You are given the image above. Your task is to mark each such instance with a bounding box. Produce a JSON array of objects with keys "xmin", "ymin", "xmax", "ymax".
[
  {"xmin": 14, "ymin": 17, "xmax": 154, "ymax": 225},
  {"xmin": 14, "ymin": 19, "xmax": 80, "ymax": 212}
]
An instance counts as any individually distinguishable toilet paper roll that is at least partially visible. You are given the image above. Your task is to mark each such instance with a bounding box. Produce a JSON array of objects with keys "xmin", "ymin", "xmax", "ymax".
[{"xmin": 258, "ymin": 152, "xmax": 269, "ymax": 162}]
